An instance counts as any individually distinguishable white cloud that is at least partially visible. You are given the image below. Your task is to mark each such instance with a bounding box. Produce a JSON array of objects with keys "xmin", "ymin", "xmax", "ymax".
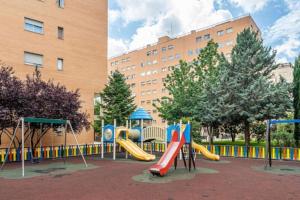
[
  {"xmin": 109, "ymin": 0, "xmax": 232, "ymax": 56},
  {"xmin": 109, "ymin": 9, "xmax": 121, "ymax": 24},
  {"xmin": 266, "ymin": 0, "xmax": 300, "ymax": 63},
  {"xmin": 229, "ymin": 0, "xmax": 269, "ymax": 13},
  {"xmin": 108, "ymin": 38, "xmax": 128, "ymax": 58}
]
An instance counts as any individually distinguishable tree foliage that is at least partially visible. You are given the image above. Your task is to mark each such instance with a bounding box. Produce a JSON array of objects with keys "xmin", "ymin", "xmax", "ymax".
[
  {"xmin": 0, "ymin": 64, "xmax": 89, "ymax": 149},
  {"xmin": 216, "ymin": 28, "xmax": 292, "ymax": 147},
  {"xmin": 99, "ymin": 71, "xmax": 136, "ymax": 125},
  {"xmin": 293, "ymin": 55, "xmax": 300, "ymax": 146}
]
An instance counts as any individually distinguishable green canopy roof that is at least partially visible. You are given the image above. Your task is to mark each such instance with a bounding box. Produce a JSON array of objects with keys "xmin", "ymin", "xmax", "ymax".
[{"xmin": 23, "ymin": 117, "xmax": 67, "ymax": 124}]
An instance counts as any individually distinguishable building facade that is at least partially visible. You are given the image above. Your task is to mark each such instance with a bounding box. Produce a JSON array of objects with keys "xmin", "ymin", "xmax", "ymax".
[
  {"xmin": 108, "ymin": 15, "xmax": 260, "ymax": 127},
  {"xmin": 0, "ymin": 0, "xmax": 107, "ymax": 146}
]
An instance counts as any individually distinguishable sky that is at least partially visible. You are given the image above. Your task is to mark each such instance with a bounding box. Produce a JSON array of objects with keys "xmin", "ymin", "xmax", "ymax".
[{"xmin": 108, "ymin": 0, "xmax": 300, "ymax": 63}]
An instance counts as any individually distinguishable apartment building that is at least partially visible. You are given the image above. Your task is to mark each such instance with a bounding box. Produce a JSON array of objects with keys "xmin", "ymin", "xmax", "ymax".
[
  {"xmin": 272, "ymin": 63, "xmax": 293, "ymax": 83},
  {"xmin": 108, "ymin": 15, "xmax": 260, "ymax": 127},
  {"xmin": 0, "ymin": 0, "xmax": 107, "ymax": 146}
]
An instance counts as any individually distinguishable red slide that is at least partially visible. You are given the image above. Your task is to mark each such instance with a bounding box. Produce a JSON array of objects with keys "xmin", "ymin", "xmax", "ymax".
[{"xmin": 149, "ymin": 127, "xmax": 186, "ymax": 176}]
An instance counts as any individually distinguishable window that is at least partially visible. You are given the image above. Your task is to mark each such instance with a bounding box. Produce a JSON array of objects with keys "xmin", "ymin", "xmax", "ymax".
[
  {"xmin": 24, "ymin": 18, "xmax": 43, "ymax": 34},
  {"xmin": 58, "ymin": 0, "xmax": 64, "ymax": 8},
  {"xmin": 58, "ymin": 27, "xmax": 64, "ymax": 39},
  {"xmin": 162, "ymin": 67, "xmax": 167, "ymax": 72},
  {"xmin": 175, "ymin": 54, "xmax": 181, "ymax": 59},
  {"xmin": 147, "ymin": 60, "xmax": 152, "ymax": 65},
  {"xmin": 141, "ymin": 81, "xmax": 145, "ymax": 86},
  {"xmin": 217, "ymin": 30, "xmax": 224, "ymax": 36},
  {"xmin": 24, "ymin": 52, "xmax": 43, "ymax": 66},
  {"xmin": 196, "ymin": 36, "xmax": 202, "ymax": 43},
  {"xmin": 152, "ymin": 79, "xmax": 157, "ymax": 84},
  {"xmin": 147, "ymin": 100, "xmax": 151, "ymax": 104},
  {"xmin": 226, "ymin": 27, "xmax": 233, "ymax": 33},
  {"xmin": 141, "ymin": 62, "xmax": 144, "ymax": 67},
  {"xmin": 188, "ymin": 50, "xmax": 193, "ymax": 56},
  {"xmin": 153, "ymin": 49, "xmax": 158, "ymax": 55},
  {"xmin": 169, "ymin": 55, "xmax": 174, "ymax": 61},
  {"xmin": 153, "ymin": 60, "xmax": 158, "ymax": 64},
  {"xmin": 168, "ymin": 45, "xmax": 174, "ymax": 50},
  {"xmin": 147, "ymin": 51, "xmax": 151, "ymax": 56},
  {"xmin": 226, "ymin": 40, "xmax": 233, "ymax": 46},
  {"xmin": 218, "ymin": 42, "xmax": 225, "ymax": 48},
  {"xmin": 204, "ymin": 34, "xmax": 210, "ymax": 40},
  {"xmin": 162, "ymin": 57, "xmax": 167, "ymax": 62},
  {"xmin": 162, "ymin": 47, "xmax": 167, "ymax": 52},
  {"xmin": 141, "ymin": 101, "xmax": 145, "ymax": 105},
  {"xmin": 57, "ymin": 58, "xmax": 63, "ymax": 71}
]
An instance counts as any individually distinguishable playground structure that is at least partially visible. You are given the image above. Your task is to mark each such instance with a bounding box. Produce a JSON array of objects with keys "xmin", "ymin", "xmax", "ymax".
[
  {"xmin": 0, "ymin": 117, "xmax": 87, "ymax": 177},
  {"xmin": 101, "ymin": 119, "xmax": 156, "ymax": 161},
  {"xmin": 265, "ymin": 119, "xmax": 300, "ymax": 168},
  {"xmin": 149, "ymin": 123, "xmax": 195, "ymax": 176}
]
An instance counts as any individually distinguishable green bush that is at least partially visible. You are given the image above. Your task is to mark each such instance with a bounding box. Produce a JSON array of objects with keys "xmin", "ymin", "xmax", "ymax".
[{"xmin": 272, "ymin": 131, "xmax": 295, "ymax": 147}]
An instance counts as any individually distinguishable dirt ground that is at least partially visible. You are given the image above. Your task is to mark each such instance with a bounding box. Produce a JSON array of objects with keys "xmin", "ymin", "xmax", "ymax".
[{"xmin": 0, "ymin": 156, "xmax": 300, "ymax": 200}]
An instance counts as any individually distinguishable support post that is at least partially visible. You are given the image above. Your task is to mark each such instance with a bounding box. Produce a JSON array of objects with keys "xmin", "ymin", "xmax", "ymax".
[
  {"xmin": 266, "ymin": 120, "xmax": 272, "ymax": 168},
  {"xmin": 64, "ymin": 122, "xmax": 67, "ymax": 165},
  {"xmin": 179, "ymin": 120, "xmax": 182, "ymax": 160},
  {"xmin": 21, "ymin": 118, "xmax": 25, "ymax": 177},
  {"xmin": 67, "ymin": 121, "xmax": 87, "ymax": 167},
  {"xmin": 0, "ymin": 119, "xmax": 21, "ymax": 171},
  {"xmin": 101, "ymin": 119, "xmax": 104, "ymax": 159},
  {"xmin": 165, "ymin": 122, "xmax": 168, "ymax": 151},
  {"xmin": 113, "ymin": 119, "xmax": 116, "ymax": 160},
  {"xmin": 141, "ymin": 119, "xmax": 144, "ymax": 150},
  {"xmin": 125, "ymin": 120, "xmax": 128, "ymax": 159}
]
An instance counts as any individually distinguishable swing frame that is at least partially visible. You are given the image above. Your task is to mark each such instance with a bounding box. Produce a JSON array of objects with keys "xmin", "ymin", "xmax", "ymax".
[
  {"xmin": 0, "ymin": 117, "xmax": 87, "ymax": 177},
  {"xmin": 265, "ymin": 119, "xmax": 300, "ymax": 168}
]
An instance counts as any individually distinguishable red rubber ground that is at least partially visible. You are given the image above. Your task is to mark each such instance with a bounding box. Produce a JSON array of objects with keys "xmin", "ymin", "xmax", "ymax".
[{"xmin": 0, "ymin": 157, "xmax": 299, "ymax": 200}]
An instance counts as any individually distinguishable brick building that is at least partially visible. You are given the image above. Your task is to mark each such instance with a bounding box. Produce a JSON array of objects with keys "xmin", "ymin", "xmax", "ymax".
[
  {"xmin": 0, "ymin": 0, "xmax": 108, "ymax": 146},
  {"xmin": 108, "ymin": 15, "xmax": 260, "ymax": 126}
]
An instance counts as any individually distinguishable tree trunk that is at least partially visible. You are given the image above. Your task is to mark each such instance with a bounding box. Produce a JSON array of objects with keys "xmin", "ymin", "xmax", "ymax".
[
  {"xmin": 244, "ymin": 121, "xmax": 250, "ymax": 157},
  {"xmin": 206, "ymin": 126, "xmax": 213, "ymax": 145},
  {"xmin": 231, "ymin": 132, "xmax": 236, "ymax": 142}
]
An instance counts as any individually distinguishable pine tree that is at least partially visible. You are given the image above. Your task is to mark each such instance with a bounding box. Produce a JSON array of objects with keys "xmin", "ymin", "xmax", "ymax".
[
  {"xmin": 219, "ymin": 28, "xmax": 292, "ymax": 147},
  {"xmin": 99, "ymin": 71, "xmax": 136, "ymax": 125},
  {"xmin": 293, "ymin": 55, "xmax": 300, "ymax": 146}
]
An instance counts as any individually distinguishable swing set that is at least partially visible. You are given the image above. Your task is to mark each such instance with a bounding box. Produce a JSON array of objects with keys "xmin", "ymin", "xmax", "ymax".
[
  {"xmin": 0, "ymin": 117, "xmax": 87, "ymax": 177},
  {"xmin": 265, "ymin": 119, "xmax": 300, "ymax": 168}
]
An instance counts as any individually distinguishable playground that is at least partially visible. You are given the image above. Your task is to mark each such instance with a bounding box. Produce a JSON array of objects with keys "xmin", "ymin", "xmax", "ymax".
[
  {"xmin": 0, "ymin": 114, "xmax": 300, "ymax": 200},
  {"xmin": 0, "ymin": 157, "xmax": 299, "ymax": 200}
]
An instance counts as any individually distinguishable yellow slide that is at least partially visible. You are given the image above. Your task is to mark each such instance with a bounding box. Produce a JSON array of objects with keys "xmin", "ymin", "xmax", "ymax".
[
  {"xmin": 192, "ymin": 141, "xmax": 220, "ymax": 161},
  {"xmin": 117, "ymin": 138, "xmax": 156, "ymax": 161}
]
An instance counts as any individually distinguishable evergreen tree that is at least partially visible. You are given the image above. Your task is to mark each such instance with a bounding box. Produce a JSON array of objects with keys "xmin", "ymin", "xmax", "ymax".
[
  {"xmin": 193, "ymin": 40, "xmax": 223, "ymax": 144},
  {"xmin": 293, "ymin": 55, "xmax": 300, "ymax": 146},
  {"xmin": 99, "ymin": 71, "xmax": 136, "ymax": 125},
  {"xmin": 219, "ymin": 28, "xmax": 292, "ymax": 147}
]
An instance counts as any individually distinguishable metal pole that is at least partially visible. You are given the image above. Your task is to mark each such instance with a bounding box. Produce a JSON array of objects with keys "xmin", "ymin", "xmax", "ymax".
[
  {"xmin": 141, "ymin": 119, "xmax": 144, "ymax": 149},
  {"xmin": 64, "ymin": 122, "xmax": 67, "ymax": 165},
  {"xmin": 165, "ymin": 122, "xmax": 168, "ymax": 152},
  {"xmin": 0, "ymin": 119, "xmax": 21, "ymax": 171},
  {"xmin": 125, "ymin": 120, "xmax": 128, "ymax": 159},
  {"xmin": 268, "ymin": 121, "xmax": 272, "ymax": 167},
  {"xmin": 21, "ymin": 118, "xmax": 25, "ymax": 177},
  {"xmin": 179, "ymin": 120, "xmax": 182, "ymax": 160},
  {"xmin": 67, "ymin": 121, "xmax": 87, "ymax": 167},
  {"xmin": 101, "ymin": 119, "xmax": 104, "ymax": 159},
  {"xmin": 265, "ymin": 120, "xmax": 271, "ymax": 168},
  {"xmin": 113, "ymin": 119, "xmax": 116, "ymax": 160}
]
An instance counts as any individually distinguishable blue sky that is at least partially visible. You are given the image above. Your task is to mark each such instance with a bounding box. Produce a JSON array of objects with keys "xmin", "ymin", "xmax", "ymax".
[{"xmin": 108, "ymin": 0, "xmax": 300, "ymax": 63}]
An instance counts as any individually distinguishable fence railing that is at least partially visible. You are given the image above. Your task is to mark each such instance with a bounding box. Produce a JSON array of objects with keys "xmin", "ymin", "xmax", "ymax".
[{"xmin": 1, "ymin": 143, "xmax": 299, "ymax": 163}]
